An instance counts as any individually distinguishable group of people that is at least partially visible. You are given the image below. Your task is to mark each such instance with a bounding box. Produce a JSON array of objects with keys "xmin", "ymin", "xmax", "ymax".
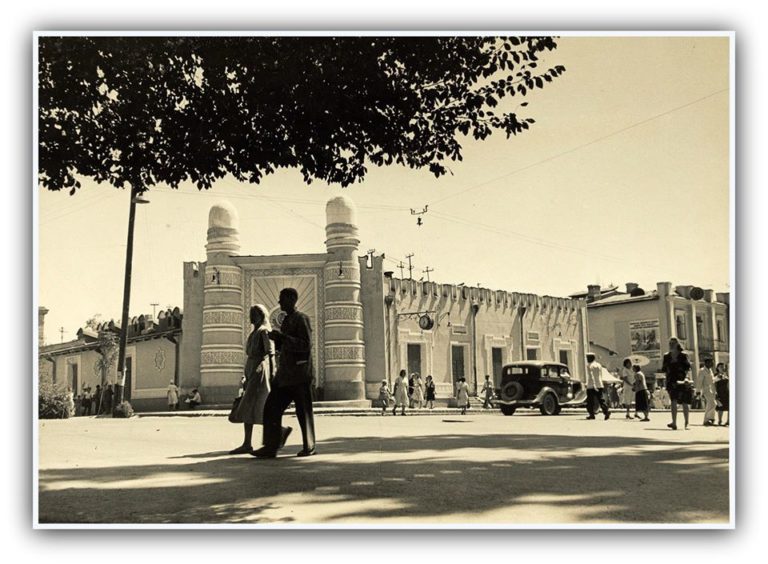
[
  {"xmin": 377, "ymin": 371, "xmax": 437, "ymax": 415},
  {"xmin": 166, "ymin": 382, "xmax": 201, "ymax": 410},
  {"xmin": 375, "ymin": 372, "xmax": 496, "ymax": 416},
  {"xmin": 584, "ymin": 338, "xmax": 730, "ymax": 429},
  {"xmin": 66, "ymin": 384, "xmax": 114, "ymax": 417}
]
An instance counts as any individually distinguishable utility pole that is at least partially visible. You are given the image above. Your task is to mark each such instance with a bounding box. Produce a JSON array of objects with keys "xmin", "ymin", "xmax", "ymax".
[
  {"xmin": 405, "ymin": 253, "xmax": 415, "ymax": 280},
  {"xmin": 423, "ymin": 266, "xmax": 434, "ymax": 282},
  {"xmin": 398, "ymin": 261, "xmax": 405, "ymax": 279},
  {"xmin": 114, "ymin": 187, "xmax": 149, "ymax": 412},
  {"xmin": 150, "ymin": 303, "xmax": 159, "ymax": 319}
]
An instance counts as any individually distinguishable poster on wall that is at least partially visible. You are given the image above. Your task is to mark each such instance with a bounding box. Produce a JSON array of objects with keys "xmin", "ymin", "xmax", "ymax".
[{"xmin": 629, "ymin": 319, "xmax": 661, "ymax": 360}]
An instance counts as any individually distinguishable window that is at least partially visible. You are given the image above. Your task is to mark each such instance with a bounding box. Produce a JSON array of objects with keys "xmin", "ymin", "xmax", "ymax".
[
  {"xmin": 68, "ymin": 362, "xmax": 79, "ymax": 393},
  {"xmin": 491, "ymin": 347, "xmax": 504, "ymax": 387},
  {"xmin": 716, "ymin": 318, "xmax": 725, "ymax": 342},
  {"xmin": 559, "ymin": 349, "xmax": 571, "ymax": 369},
  {"xmin": 526, "ymin": 348, "xmax": 540, "ymax": 361},
  {"xmin": 451, "ymin": 345, "xmax": 465, "ymax": 382},
  {"xmin": 675, "ymin": 312, "xmax": 688, "ymax": 340},
  {"xmin": 696, "ymin": 315, "xmax": 705, "ymax": 337},
  {"xmin": 505, "ymin": 366, "xmax": 528, "ymax": 377},
  {"xmin": 407, "ymin": 344, "xmax": 422, "ymax": 377}
]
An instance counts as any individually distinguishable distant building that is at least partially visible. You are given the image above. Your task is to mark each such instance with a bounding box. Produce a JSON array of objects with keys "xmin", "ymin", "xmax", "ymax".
[
  {"xmin": 572, "ymin": 282, "xmax": 730, "ymax": 385},
  {"xmin": 38, "ymin": 309, "xmax": 183, "ymax": 411}
]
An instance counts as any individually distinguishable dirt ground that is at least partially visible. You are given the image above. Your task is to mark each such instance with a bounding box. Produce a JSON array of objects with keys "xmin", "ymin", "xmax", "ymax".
[{"xmin": 37, "ymin": 410, "xmax": 731, "ymax": 526}]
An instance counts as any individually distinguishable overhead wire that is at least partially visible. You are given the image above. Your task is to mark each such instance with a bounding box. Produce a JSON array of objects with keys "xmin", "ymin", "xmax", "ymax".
[
  {"xmin": 426, "ymin": 87, "xmax": 729, "ymax": 207},
  {"xmin": 428, "ymin": 209, "xmax": 625, "ymax": 262}
]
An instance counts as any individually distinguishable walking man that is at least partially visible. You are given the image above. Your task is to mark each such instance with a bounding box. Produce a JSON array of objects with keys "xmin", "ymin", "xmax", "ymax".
[
  {"xmin": 253, "ymin": 288, "xmax": 316, "ymax": 459},
  {"xmin": 585, "ymin": 353, "xmax": 611, "ymax": 420},
  {"xmin": 481, "ymin": 374, "xmax": 494, "ymax": 409},
  {"xmin": 696, "ymin": 357, "xmax": 717, "ymax": 426}
]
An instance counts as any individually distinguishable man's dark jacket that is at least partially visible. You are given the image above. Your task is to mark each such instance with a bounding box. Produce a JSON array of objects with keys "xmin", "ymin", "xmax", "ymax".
[{"xmin": 272, "ymin": 310, "xmax": 313, "ymax": 388}]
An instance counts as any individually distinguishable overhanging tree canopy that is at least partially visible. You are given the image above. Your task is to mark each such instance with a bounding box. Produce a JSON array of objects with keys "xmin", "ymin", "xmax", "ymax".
[{"xmin": 38, "ymin": 36, "xmax": 565, "ymax": 194}]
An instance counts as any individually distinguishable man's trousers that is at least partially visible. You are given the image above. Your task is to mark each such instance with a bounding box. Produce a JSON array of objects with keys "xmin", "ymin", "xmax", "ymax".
[{"xmin": 262, "ymin": 382, "xmax": 316, "ymax": 452}]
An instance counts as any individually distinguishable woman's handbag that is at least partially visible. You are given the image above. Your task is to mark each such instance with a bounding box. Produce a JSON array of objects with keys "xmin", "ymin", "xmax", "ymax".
[{"xmin": 228, "ymin": 396, "xmax": 242, "ymax": 423}]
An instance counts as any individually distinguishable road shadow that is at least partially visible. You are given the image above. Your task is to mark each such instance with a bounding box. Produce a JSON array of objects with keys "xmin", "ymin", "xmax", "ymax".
[{"xmin": 38, "ymin": 432, "xmax": 729, "ymax": 525}]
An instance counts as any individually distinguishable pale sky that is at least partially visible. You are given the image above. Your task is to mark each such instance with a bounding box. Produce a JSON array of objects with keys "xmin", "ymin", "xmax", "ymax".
[{"xmin": 37, "ymin": 35, "xmax": 731, "ymax": 345}]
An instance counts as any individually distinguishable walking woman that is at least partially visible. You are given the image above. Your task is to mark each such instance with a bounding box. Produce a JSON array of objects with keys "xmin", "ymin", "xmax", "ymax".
[
  {"xmin": 412, "ymin": 374, "xmax": 425, "ymax": 409},
  {"xmin": 377, "ymin": 380, "xmax": 392, "ymax": 415},
  {"xmin": 392, "ymin": 369, "xmax": 409, "ymax": 415},
  {"xmin": 167, "ymin": 380, "xmax": 180, "ymax": 410},
  {"xmin": 633, "ymin": 364, "xmax": 650, "ymax": 421},
  {"xmin": 456, "ymin": 377, "xmax": 470, "ymax": 415},
  {"xmin": 715, "ymin": 363, "xmax": 730, "ymax": 426},
  {"xmin": 425, "ymin": 375, "xmax": 436, "ymax": 410},
  {"xmin": 621, "ymin": 358, "xmax": 635, "ymax": 418},
  {"xmin": 229, "ymin": 304, "xmax": 274, "ymax": 454},
  {"xmin": 663, "ymin": 337, "xmax": 693, "ymax": 430}
]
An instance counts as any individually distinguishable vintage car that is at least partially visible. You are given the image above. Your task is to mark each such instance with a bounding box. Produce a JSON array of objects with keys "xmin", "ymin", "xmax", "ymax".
[{"xmin": 496, "ymin": 361, "xmax": 586, "ymax": 416}]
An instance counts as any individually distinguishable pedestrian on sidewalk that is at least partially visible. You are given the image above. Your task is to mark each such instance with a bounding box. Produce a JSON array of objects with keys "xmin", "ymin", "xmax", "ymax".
[
  {"xmin": 252, "ymin": 288, "xmax": 316, "ymax": 459},
  {"xmin": 393, "ymin": 369, "xmax": 409, "ymax": 415},
  {"xmin": 424, "ymin": 375, "xmax": 436, "ymax": 409},
  {"xmin": 81, "ymin": 387, "xmax": 92, "ymax": 416},
  {"xmin": 696, "ymin": 357, "xmax": 717, "ymax": 426},
  {"xmin": 663, "ymin": 337, "xmax": 692, "ymax": 430},
  {"xmin": 456, "ymin": 377, "xmax": 470, "ymax": 415},
  {"xmin": 377, "ymin": 380, "xmax": 392, "ymax": 415},
  {"xmin": 620, "ymin": 358, "xmax": 635, "ymax": 418},
  {"xmin": 633, "ymin": 364, "xmax": 650, "ymax": 421},
  {"xmin": 167, "ymin": 380, "xmax": 180, "ymax": 411},
  {"xmin": 229, "ymin": 304, "xmax": 274, "ymax": 454},
  {"xmin": 186, "ymin": 388, "xmax": 202, "ymax": 409},
  {"xmin": 101, "ymin": 384, "xmax": 113, "ymax": 414},
  {"xmin": 609, "ymin": 383, "xmax": 620, "ymax": 410},
  {"xmin": 585, "ymin": 353, "xmax": 611, "ymax": 420},
  {"xmin": 92, "ymin": 385, "xmax": 102, "ymax": 416},
  {"xmin": 412, "ymin": 373, "xmax": 425, "ymax": 409},
  {"xmin": 481, "ymin": 374, "xmax": 494, "ymax": 409},
  {"xmin": 65, "ymin": 387, "xmax": 75, "ymax": 418},
  {"xmin": 715, "ymin": 363, "xmax": 729, "ymax": 426},
  {"xmin": 408, "ymin": 373, "xmax": 415, "ymax": 408}
]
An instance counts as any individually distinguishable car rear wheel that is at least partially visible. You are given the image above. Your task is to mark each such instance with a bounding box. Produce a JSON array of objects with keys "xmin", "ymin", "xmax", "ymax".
[
  {"xmin": 539, "ymin": 393, "xmax": 558, "ymax": 416},
  {"xmin": 501, "ymin": 381, "xmax": 524, "ymax": 401},
  {"xmin": 500, "ymin": 405, "xmax": 516, "ymax": 416}
]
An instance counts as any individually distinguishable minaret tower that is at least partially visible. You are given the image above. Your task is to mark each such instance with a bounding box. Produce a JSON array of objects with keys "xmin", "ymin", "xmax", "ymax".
[
  {"xmin": 200, "ymin": 201, "xmax": 244, "ymax": 404},
  {"xmin": 323, "ymin": 196, "xmax": 366, "ymax": 401}
]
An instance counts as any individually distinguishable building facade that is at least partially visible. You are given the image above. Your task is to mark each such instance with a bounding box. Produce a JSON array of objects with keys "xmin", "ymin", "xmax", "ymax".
[
  {"xmin": 575, "ymin": 282, "xmax": 730, "ymax": 385},
  {"xmin": 179, "ymin": 196, "xmax": 589, "ymax": 406}
]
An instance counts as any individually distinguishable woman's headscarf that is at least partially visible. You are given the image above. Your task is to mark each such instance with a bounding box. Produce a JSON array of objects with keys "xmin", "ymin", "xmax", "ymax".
[{"xmin": 249, "ymin": 304, "xmax": 272, "ymax": 331}]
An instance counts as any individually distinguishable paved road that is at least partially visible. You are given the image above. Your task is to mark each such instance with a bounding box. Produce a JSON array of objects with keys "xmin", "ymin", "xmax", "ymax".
[{"xmin": 37, "ymin": 410, "xmax": 731, "ymax": 526}]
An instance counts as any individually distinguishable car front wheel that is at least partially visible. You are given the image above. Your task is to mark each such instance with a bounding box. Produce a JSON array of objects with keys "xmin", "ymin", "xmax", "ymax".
[
  {"xmin": 540, "ymin": 394, "xmax": 559, "ymax": 416},
  {"xmin": 500, "ymin": 405, "xmax": 516, "ymax": 416}
]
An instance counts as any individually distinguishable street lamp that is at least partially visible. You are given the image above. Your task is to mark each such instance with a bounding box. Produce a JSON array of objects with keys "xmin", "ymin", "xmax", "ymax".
[{"xmin": 113, "ymin": 187, "xmax": 149, "ymax": 413}]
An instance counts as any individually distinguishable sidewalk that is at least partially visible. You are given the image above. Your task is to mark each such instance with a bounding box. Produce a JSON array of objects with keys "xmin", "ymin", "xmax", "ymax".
[{"xmin": 137, "ymin": 405, "xmax": 706, "ymax": 418}]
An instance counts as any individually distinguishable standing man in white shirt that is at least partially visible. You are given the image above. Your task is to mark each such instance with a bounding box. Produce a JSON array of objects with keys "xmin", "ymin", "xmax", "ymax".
[
  {"xmin": 696, "ymin": 357, "xmax": 717, "ymax": 426},
  {"xmin": 585, "ymin": 353, "xmax": 611, "ymax": 420}
]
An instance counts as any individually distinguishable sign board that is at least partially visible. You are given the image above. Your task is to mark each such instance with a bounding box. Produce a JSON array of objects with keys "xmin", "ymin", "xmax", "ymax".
[{"xmin": 629, "ymin": 319, "xmax": 661, "ymax": 360}]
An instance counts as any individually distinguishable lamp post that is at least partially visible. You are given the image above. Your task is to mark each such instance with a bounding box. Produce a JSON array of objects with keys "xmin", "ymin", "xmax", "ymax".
[{"xmin": 113, "ymin": 187, "xmax": 149, "ymax": 412}]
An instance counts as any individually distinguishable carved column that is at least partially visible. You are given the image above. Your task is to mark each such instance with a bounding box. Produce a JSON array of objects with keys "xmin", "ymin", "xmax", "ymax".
[
  {"xmin": 322, "ymin": 196, "xmax": 366, "ymax": 401},
  {"xmin": 200, "ymin": 201, "xmax": 244, "ymax": 404}
]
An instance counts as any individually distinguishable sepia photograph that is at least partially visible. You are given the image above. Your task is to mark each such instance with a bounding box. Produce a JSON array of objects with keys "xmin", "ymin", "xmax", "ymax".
[{"xmin": 34, "ymin": 31, "xmax": 733, "ymax": 528}]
